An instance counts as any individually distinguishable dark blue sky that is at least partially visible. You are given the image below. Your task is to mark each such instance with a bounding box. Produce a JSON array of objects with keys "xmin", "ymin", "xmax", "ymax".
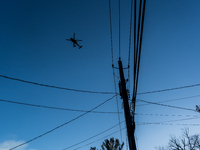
[{"xmin": 1, "ymin": 1, "xmax": 200, "ymax": 150}]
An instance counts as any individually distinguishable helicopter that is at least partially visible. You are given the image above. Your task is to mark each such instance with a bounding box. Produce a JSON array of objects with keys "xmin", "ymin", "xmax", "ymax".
[{"xmin": 66, "ymin": 33, "xmax": 82, "ymax": 49}]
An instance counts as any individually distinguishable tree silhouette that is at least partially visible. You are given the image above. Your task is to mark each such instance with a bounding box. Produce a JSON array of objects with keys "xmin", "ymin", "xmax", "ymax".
[
  {"xmin": 90, "ymin": 147, "xmax": 97, "ymax": 150},
  {"xmin": 155, "ymin": 128, "xmax": 200, "ymax": 150},
  {"xmin": 101, "ymin": 137, "xmax": 124, "ymax": 150}
]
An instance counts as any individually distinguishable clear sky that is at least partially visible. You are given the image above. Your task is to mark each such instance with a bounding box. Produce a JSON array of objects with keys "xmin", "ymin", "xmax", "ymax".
[{"xmin": 1, "ymin": 0, "xmax": 200, "ymax": 150}]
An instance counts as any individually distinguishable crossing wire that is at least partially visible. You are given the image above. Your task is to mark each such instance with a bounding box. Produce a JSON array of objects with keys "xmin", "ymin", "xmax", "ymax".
[
  {"xmin": 141, "ymin": 123, "xmax": 200, "ymax": 126},
  {"xmin": 137, "ymin": 83, "xmax": 200, "ymax": 95},
  {"xmin": 136, "ymin": 94, "xmax": 200, "ymax": 107},
  {"xmin": 135, "ymin": 0, "xmax": 146, "ymax": 93},
  {"xmin": 135, "ymin": 113, "xmax": 200, "ymax": 118},
  {"xmin": 109, "ymin": 0, "xmax": 114, "ymax": 65},
  {"xmin": 138, "ymin": 117, "xmax": 200, "ymax": 125},
  {"xmin": 63, "ymin": 121, "xmax": 125, "ymax": 150},
  {"xmin": 9, "ymin": 95, "xmax": 116, "ymax": 150},
  {"xmin": 108, "ymin": 0, "xmax": 123, "ymax": 142},
  {"xmin": 133, "ymin": 0, "xmax": 136, "ymax": 77},
  {"xmin": 2, "ymin": 74, "xmax": 200, "ymax": 95},
  {"xmin": 65, "ymin": 117, "xmax": 200, "ymax": 150},
  {"xmin": 133, "ymin": 0, "xmax": 146, "ymax": 99},
  {"xmin": 132, "ymin": 0, "xmax": 146, "ymax": 115},
  {"xmin": 112, "ymin": 75, "xmax": 123, "ymax": 141},
  {"xmin": 137, "ymin": 99, "xmax": 196, "ymax": 112},
  {"xmin": 126, "ymin": 2, "xmax": 134, "ymax": 149},
  {"xmin": 119, "ymin": 0, "xmax": 121, "ymax": 58},
  {"xmin": 74, "ymin": 128, "xmax": 125, "ymax": 150},
  {"xmin": 127, "ymin": 0, "xmax": 134, "ymax": 92},
  {"xmin": 0, "ymin": 75, "xmax": 115, "ymax": 94},
  {"xmin": 118, "ymin": 0, "xmax": 123, "ymax": 142},
  {"xmin": 0, "ymin": 98, "xmax": 122, "ymax": 114},
  {"xmin": 133, "ymin": 0, "xmax": 142, "ymax": 101}
]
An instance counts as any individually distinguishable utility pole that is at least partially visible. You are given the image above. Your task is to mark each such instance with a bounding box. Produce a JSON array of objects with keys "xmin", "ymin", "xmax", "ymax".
[{"xmin": 118, "ymin": 58, "xmax": 136, "ymax": 150}]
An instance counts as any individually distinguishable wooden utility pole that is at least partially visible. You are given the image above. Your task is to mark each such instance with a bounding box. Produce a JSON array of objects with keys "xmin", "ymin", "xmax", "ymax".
[{"xmin": 118, "ymin": 58, "xmax": 136, "ymax": 150}]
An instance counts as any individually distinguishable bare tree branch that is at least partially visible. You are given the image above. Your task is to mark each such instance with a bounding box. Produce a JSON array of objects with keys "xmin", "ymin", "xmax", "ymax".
[{"xmin": 156, "ymin": 128, "xmax": 200, "ymax": 150}]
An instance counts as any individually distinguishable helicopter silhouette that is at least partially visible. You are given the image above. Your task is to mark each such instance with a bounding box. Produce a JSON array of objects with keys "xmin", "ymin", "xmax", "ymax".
[{"xmin": 66, "ymin": 33, "xmax": 82, "ymax": 49}]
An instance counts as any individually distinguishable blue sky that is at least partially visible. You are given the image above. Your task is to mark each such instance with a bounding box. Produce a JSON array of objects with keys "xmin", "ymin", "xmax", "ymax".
[{"xmin": 1, "ymin": 0, "xmax": 200, "ymax": 150}]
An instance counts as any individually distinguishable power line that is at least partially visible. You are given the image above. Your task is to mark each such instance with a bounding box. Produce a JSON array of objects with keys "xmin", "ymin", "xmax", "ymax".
[
  {"xmin": 135, "ymin": 113, "xmax": 200, "ymax": 118},
  {"xmin": 137, "ymin": 99, "xmax": 196, "ymax": 112},
  {"xmin": 9, "ymin": 95, "xmax": 116, "ymax": 150},
  {"xmin": 63, "ymin": 117, "xmax": 200, "ymax": 150},
  {"xmin": 138, "ymin": 117, "xmax": 200, "ymax": 125},
  {"xmin": 113, "ymin": 83, "xmax": 123, "ymax": 141},
  {"xmin": 0, "ymin": 75, "xmax": 115, "ymax": 94},
  {"xmin": 139, "ymin": 122, "xmax": 200, "ymax": 126},
  {"xmin": 136, "ymin": 94, "xmax": 200, "ymax": 107},
  {"xmin": 137, "ymin": 83, "xmax": 200, "ymax": 95},
  {"xmin": 132, "ymin": 0, "xmax": 141, "ymax": 109},
  {"xmin": 108, "ymin": 0, "xmax": 123, "ymax": 142},
  {"xmin": 73, "ymin": 127, "xmax": 126, "ymax": 150},
  {"xmin": 109, "ymin": 0, "xmax": 114, "ymax": 66},
  {"xmin": 2, "ymin": 74, "xmax": 200, "ymax": 96},
  {"xmin": 133, "ymin": 0, "xmax": 142, "ymax": 100},
  {"xmin": 132, "ymin": 0, "xmax": 146, "ymax": 112},
  {"xmin": 119, "ymin": 0, "xmax": 121, "ymax": 58},
  {"xmin": 133, "ymin": 0, "xmax": 136, "ymax": 80},
  {"xmin": 133, "ymin": 0, "xmax": 146, "ymax": 98},
  {"xmin": 63, "ymin": 121, "xmax": 125, "ymax": 150},
  {"xmin": 0, "ymin": 98, "xmax": 122, "ymax": 114},
  {"xmin": 141, "ymin": 123, "xmax": 200, "ymax": 126},
  {"xmin": 135, "ymin": 0, "xmax": 146, "ymax": 92},
  {"xmin": 66, "ymin": 117, "xmax": 200, "ymax": 150},
  {"xmin": 127, "ymin": 0, "xmax": 134, "ymax": 92}
]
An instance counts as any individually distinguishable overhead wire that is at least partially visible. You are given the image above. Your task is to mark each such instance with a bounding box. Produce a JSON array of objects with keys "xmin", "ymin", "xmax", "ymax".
[
  {"xmin": 65, "ymin": 117, "xmax": 200, "ymax": 150},
  {"xmin": 135, "ymin": 113, "xmax": 200, "ymax": 118},
  {"xmin": 127, "ymin": 0, "xmax": 134, "ymax": 93},
  {"xmin": 2, "ymin": 74, "xmax": 200, "ymax": 96},
  {"xmin": 138, "ymin": 117, "xmax": 200, "ymax": 125},
  {"xmin": 63, "ymin": 121, "xmax": 125, "ymax": 150},
  {"xmin": 132, "ymin": 0, "xmax": 146, "ymax": 114},
  {"xmin": 3, "ymin": 1, "xmax": 200, "ymax": 149},
  {"xmin": 9, "ymin": 95, "xmax": 116, "ymax": 150},
  {"xmin": 119, "ymin": 0, "xmax": 121, "ymax": 58},
  {"xmin": 137, "ymin": 99, "xmax": 196, "ymax": 112},
  {"xmin": 113, "ymin": 80, "xmax": 123, "ymax": 142},
  {"xmin": 109, "ymin": 0, "xmax": 114, "ymax": 66},
  {"xmin": 126, "ymin": 1, "xmax": 134, "ymax": 149},
  {"xmin": 126, "ymin": 2, "xmax": 147, "ymax": 147},
  {"xmin": 133, "ymin": 0, "xmax": 136, "ymax": 82},
  {"xmin": 70, "ymin": 115, "xmax": 200, "ymax": 150},
  {"xmin": 3, "ymin": 91, "xmax": 199, "ymax": 114},
  {"xmin": 141, "ymin": 123, "xmax": 200, "ymax": 126},
  {"xmin": 108, "ymin": 0, "xmax": 123, "ymax": 142},
  {"xmin": 133, "ymin": 0, "xmax": 142, "ymax": 101},
  {"xmin": 0, "ymin": 75, "xmax": 115, "ymax": 94},
  {"xmin": 0, "ymin": 98, "xmax": 122, "ymax": 114},
  {"xmin": 74, "ymin": 127, "xmax": 126, "ymax": 150},
  {"xmin": 136, "ymin": 94, "xmax": 200, "ymax": 107},
  {"xmin": 133, "ymin": 0, "xmax": 146, "ymax": 100},
  {"xmin": 137, "ymin": 83, "xmax": 200, "ymax": 95},
  {"xmin": 135, "ymin": 0, "xmax": 146, "ymax": 95}
]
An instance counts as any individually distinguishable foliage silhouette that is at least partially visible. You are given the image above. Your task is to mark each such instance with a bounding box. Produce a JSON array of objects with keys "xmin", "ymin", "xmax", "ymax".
[
  {"xmin": 90, "ymin": 137, "xmax": 124, "ymax": 150},
  {"xmin": 101, "ymin": 137, "xmax": 124, "ymax": 150},
  {"xmin": 155, "ymin": 128, "xmax": 200, "ymax": 150}
]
